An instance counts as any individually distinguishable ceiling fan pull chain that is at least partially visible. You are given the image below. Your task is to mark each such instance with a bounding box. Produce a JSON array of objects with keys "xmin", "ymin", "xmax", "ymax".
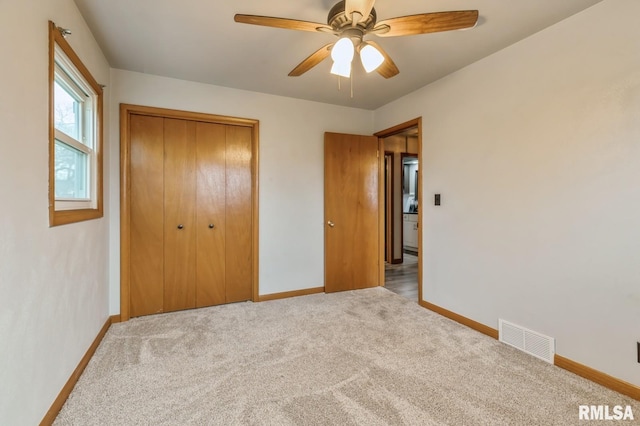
[{"xmin": 351, "ymin": 74, "xmax": 354, "ymax": 98}]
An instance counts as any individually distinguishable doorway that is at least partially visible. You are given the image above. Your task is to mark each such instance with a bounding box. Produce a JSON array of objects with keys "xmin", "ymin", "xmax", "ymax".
[{"xmin": 375, "ymin": 119, "xmax": 422, "ymax": 302}]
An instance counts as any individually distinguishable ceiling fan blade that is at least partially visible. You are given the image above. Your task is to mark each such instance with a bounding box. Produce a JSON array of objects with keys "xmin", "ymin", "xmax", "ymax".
[
  {"xmin": 289, "ymin": 43, "xmax": 334, "ymax": 77},
  {"xmin": 374, "ymin": 10, "xmax": 479, "ymax": 37},
  {"xmin": 234, "ymin": 14, "xmax": 332, "ymax": 33},
  {"xmin": 366, "ymin": 41, "xmax": 399, "ymax": 79},
  {"xmin": 345, "ymin": 0, "xmax": 376, "ymax": 24}
]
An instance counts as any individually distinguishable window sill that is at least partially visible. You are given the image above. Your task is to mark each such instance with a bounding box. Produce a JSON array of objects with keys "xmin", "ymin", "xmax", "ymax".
[{"xmin": 49, "ymin": 207, "xmax": 103, "ymax": 227}]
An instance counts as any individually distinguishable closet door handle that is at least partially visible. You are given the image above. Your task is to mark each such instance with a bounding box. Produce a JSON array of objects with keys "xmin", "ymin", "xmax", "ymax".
[
  {"xmin": 177, "ymin": 224, "xmax": 184, "ymax": 230},
  {"xmin": 208, "ymin": 224, "xmax": 214, "ymax": 229}
]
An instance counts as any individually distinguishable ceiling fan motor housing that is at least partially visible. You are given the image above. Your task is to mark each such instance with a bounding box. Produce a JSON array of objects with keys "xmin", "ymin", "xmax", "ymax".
[{"xmin": 328, "ymin": 0, "xmax": 377, "ymax": 35}]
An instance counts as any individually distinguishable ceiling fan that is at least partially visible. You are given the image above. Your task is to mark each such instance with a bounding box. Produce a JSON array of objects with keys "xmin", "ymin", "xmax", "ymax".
[{"xmin": 234, "ymin": 0, "xmax": 479, "ymax": 79}]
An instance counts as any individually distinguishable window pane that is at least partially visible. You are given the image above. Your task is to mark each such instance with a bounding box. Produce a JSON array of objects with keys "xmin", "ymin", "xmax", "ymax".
[
  {"xmin": 54, "ymin": 80, "xmax": 81, "ymax": 140},
  {"xmin": 55, "ymin": 140, "xmax": 89, "ymax": 199}
]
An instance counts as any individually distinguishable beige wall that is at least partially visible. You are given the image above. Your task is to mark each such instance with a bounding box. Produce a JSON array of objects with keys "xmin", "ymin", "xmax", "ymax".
[
  {"xmin": 375, "ymin": 0, "xmax": 640, "ymax": 386},
  {"xmin": 0, "ymin": 0, "xmax": 111, "ymax": 424}
]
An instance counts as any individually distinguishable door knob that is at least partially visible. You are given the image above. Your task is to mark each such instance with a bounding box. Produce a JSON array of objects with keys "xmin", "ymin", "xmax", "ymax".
[
  {"xmin": 327, "ymin": 221, "xmax": 335, "ymax": 228},
  {"xmin": 209, "ymin": 224, "xmax": 214, "ymax": 229},
  {"xmin": 177, "ymin": 224, "xmax": 184, "ymax": 229}
]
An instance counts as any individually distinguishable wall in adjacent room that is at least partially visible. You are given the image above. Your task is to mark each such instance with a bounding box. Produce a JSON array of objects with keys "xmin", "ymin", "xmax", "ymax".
[
  {"xmin": 374, "ymin": 0, "xmax": 640, "ymax": 386},
  {"xmin": 0, "ymin": 0, "xmax": 111, "ymax": 424},
  {"xmin": 108, "ymin": 69, "xmax": 374, "ymax": 311}
]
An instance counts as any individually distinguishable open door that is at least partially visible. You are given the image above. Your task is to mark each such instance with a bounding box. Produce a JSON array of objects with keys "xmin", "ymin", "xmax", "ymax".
[{"xmin": 324, "ymin": 132, "xmax": 380, "ymax": 292}]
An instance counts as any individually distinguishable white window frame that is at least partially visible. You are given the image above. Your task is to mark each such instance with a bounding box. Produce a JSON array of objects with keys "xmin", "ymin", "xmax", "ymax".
[{"xmin": 49, "ymin": 21, "xmax": 103, "ymax": 226}]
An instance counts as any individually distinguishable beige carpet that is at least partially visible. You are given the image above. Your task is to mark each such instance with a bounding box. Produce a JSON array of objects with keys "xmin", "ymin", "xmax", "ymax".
[{"xmin": 54, "ymin": 288, "xmax": 638, "ymax": 425}]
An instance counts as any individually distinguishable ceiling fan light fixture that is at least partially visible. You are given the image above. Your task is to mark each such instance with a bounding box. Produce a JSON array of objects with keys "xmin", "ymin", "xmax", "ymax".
[
  {"xmin": 360, "ymin": 43, "xmax": 384, "ymax": 73},
  {"xmin": 235, "ymin": 2, "xmax": 479, "ymax": 82},
  {"xmin": 330, "ymin": 60, "xmax": 352, "ymax": 78},
  {"xmin": 331, "ymin": 37, "xmax": 355, "ymax": 65}
]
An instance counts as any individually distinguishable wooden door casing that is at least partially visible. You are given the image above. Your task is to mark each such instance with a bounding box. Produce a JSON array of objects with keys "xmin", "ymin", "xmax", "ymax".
[
  {"xmin": 384, "ymin": 153, "xmax": 393, "ymax": 264},
  {"xmin": 374, "ymin": 117, "xmax": 423, "ymax": 304},
  {"xmin": 324, "ymin": 132, "xmax": 380, "ymax": 293}
]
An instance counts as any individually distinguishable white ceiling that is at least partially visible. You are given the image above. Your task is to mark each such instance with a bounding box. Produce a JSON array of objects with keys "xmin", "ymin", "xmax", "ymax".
[{"xmin": 73, "ymin": 0, "xmax": 603, "ymax": 110}]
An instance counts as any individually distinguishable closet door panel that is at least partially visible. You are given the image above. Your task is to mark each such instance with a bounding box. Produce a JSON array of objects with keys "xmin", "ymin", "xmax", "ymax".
[
  {"xmin": 225, "ymin": 125, "xmax": 253, "ymax": 303},
  {"xmin": 164, "ymin": 118, "xmax": 197, "ymax": 312},
  {"xmin": 130, "ymin": 115, "xmax": 165, "ymax": 317},
  {"xmin": 195, "ymin": 122, "xmax": 226, "ymax": 307}
]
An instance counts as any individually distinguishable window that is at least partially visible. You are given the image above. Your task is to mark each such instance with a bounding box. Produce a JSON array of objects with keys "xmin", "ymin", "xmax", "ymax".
[{"xmin": 49, "ymin": 21, "xmax": 103, "ymax": 226}]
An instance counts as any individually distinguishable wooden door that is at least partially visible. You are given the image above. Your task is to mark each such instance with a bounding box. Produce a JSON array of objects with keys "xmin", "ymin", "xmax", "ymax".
[
  {"xmin": 163, "ymin": 119, "xmax": 197, "ymax": 312},
  {"xmin": 130, "ymin": 115, "xmax": 165, "ymax": 317},
  {"xmin": 195, "ymin": 122, "xmax": 227, "ymax": 307},
  {"xmin": 123, "ymin": 104, "xmax": 258, "ymax": 320},
  {"xmin": 324, "ymin": 132, "xmax": 380, "ymax": 292},
  {"xmin": 224, "ymin": 125, "xmax": 253, "ymax": 303},
  {"xmin": 195, "ymin": 123, "xmax": 252, "ymax": 305}
]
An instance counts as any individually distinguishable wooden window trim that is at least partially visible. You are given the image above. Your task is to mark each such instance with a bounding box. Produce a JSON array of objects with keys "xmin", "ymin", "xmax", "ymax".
[{"xmin": 49, "ymin": 21, "xmax": 104, "ymax": 226}]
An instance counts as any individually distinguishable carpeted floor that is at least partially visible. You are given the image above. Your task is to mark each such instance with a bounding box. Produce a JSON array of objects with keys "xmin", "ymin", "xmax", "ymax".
[{"xmin": 54, "ymin": 288, "xmax": 638, "ymax": 425}]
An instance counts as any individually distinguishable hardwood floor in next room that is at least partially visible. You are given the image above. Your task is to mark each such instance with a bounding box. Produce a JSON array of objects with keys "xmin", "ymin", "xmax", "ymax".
[{"xmin": 385, "ymin": 253, "xmax": 418, "ymax": 301}]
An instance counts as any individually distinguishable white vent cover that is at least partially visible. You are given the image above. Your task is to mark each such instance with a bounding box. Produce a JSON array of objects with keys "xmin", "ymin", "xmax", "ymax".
[{"xmin": 498, "ymin": 319, "xmax": 555, "ymax": 364}]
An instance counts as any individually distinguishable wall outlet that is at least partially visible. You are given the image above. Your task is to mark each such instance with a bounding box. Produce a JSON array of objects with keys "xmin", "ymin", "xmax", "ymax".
[{"xmin": 637, "ymin": 342, "xmax": 640, "ymax": 363}]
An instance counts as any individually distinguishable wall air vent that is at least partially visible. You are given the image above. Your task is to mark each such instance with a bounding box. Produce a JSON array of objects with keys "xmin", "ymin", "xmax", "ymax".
[{"xmin": 498, "ymin": 319, "xmax": 555, "ymax": 364}]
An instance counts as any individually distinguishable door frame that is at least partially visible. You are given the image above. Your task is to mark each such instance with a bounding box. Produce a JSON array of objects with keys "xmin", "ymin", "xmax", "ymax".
[
  {"xmin": 119, "ymin": 104, "xmax": 260, "ymax": 321},
  {"xmin": 400, "ymin": 152, "xmax": 419, "ymax": 264},
  {"xmin": 383, "ymin": 152, "xmax": 394, "ymax": 264},
  {"xmin": 375, "ymin": 118, "xmax": 423, "ymax": 303}
]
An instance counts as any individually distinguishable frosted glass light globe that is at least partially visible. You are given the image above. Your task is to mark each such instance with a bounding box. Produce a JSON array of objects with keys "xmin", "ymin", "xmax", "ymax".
[
  {"xmin": 331, "ymin": 37, "xmax": 355, "ymax": 64},
  {"xmin": 360, "ymin": 43, "xmax": 384, "ymax": 73}
]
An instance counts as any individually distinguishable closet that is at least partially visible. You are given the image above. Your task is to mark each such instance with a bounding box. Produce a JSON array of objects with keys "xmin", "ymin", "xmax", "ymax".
[{"xmin": 122, "ymin": 106, "xmax": 257, "ymax": 319}]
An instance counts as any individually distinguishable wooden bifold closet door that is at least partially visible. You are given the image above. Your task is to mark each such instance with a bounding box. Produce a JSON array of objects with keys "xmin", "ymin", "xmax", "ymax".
[{"xmin": 129, "ymin": 114, "xmax": 252, "ymax": 317}]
